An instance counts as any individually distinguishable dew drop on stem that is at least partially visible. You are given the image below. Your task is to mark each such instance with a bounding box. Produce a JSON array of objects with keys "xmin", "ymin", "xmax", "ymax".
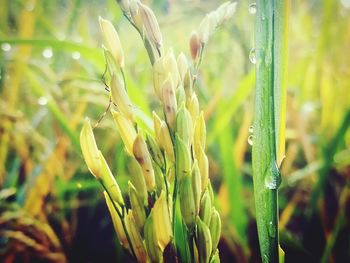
[
  {"xmin": 264, "ymin": 161, "xmax": 281, "ymax": 190},
  {"xmin": 248, "ymin": 3, "xmax": 257, "ymax": 14},
  {"xmin": 249, "ymin": 48, "xmax": 256, "ymax": 64},
  {"xmin": 267, "ymin": 221, "xmax": 276, "ymax": 238},
  {"xmin": 248, "ymin": 135, "xmax": 254, "ymax": 146},
  {"xmin": 249, "ymin": 125, "xmax": 254, "ymax": 133}
]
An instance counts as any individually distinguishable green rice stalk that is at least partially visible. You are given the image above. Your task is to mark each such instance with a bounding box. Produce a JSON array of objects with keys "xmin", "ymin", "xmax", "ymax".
[{"xmin": 252, "ymin": 1, "xmax": 289, "ymax": 262}]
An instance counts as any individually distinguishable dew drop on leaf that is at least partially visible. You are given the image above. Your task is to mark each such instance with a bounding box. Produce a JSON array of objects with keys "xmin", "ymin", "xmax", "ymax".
[
  {"xmin": 248, "ymin": 135, "xmax": 254, "ymax": 146},
  {"xmin": 249, "ymin": 48, "xmax": 256, "ymax": 64},
  {"xmin": 248, "ymin": 3, "xmax": 257, "ymax": 14},
  {"xmin": 249, "ymin": 125, "xmax": 254, "ymax": 133}
]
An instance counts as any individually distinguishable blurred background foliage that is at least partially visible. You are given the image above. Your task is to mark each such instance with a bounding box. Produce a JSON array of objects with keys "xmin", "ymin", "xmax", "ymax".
[{"xmin": 0, "ymin": 0, "xmax": 349, "ymax": 262}]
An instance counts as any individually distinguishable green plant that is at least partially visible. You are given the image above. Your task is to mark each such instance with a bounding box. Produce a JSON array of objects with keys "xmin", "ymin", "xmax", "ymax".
[
  {"xmin": 252, "ymin": 1, "xmax": 289, "ymax": 262},
  {"xmin": 80, "ymin": 1, "xmax": 237, "ymax": 262}
]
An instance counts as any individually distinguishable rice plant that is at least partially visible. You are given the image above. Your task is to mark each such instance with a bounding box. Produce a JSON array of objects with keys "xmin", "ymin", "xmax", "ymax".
[
  {"xmin": 80, "ymin": 1, "xmax": 237, "ymax": 262},
  {"xmin": 252, "ymin": 1, "xmax": 289, "ymax": 262}
]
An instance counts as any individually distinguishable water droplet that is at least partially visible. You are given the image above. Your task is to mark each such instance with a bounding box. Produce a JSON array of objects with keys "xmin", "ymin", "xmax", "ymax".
[
  {"xmin": 268, "ymin": 221, "xmax": 276, "ymax": 238},
  {"xmin": 249, "ymin": 48, "xmax": 256, "ymax": 64},
  {"xmin": 25, "ymin": 3, "xmax": 35, "ymax": 11},
  {"xmin": 1, "ymin": 43, "xmax": 11, "ymax": 52},
  {"xmin": 38, "ymin": 96, "xmax": 48, "ymax": 106},
  {"xmin": 72, "ymin": 51, "xmax": 81, "ymax": 60},
  {"xmin": 42, "ymin": 47, "xmax": 53, "ymax": 59},
  {"xmin": 248, "ymin": 135, "xmax": 254, "ymax": 146},
  {"xmin": 265, "ymin": 175, "xmax": 277, "ymax": 189},
  {"xmin": 249, "ymin": 125, "xmax": 254, "ymax": 133},
  {"xmin": 264, "ymin": 161, "xmax": 281, "ymax": 189},
  {"xmin": 77, "ymin": 182, "xmax": 82, "ymax": 189},
  {"xmin": 248, "ymin": 3, "xmax": 257, "ymax": 14}
]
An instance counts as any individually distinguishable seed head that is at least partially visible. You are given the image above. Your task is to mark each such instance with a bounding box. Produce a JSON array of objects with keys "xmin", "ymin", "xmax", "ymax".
[
  {"xmin": 194, "ymin": 111, "xmax": 206, "ymax": 158},
  {"xmin": 146, "ymin": 133, "xmax": 165, "ymax": 169},
  {"xmin": 111, "ymin": 110, "xmax": 137, "ymax": 155},
  {"xmin": 99, "ymin": 16, "xmax": 125, "ymax": 68},
  {"xmin": 129, "ymin": 0, "xmax": 143, "ymax": 29},
  {"xmin": 160, "ymin": 121, "xmax": 175, "ymax": 162},
  {"xmin": 179, "ymin": 174, "xmax": 196, "ymax": 231},
  {"xmin": 125, "ymin": 210, "xmax": 148, "ymax": 263},
  {"xmin": 196, "ymin": 217, "xmax": 212, "ymax": 263},
  {"xmin": 176, "ymin": 85, "xmax": 186, "ymax": 106},
  {"xmin": 110, "ymin": 73, "xmax": 134, "ymax": 121},
  {"xmin": 139, "ymin": 3, "xmax": 163, "ymax": 49},
  {"xmin": 117, "ymin": 0, "xmax": 130, "ymax": 13},
  {"xmin": 175, "ymin": 134, "xmax": 192, "ymax": 181},
  {"xmin": 128, "ymin": 157, "xmax": 148, "ymax": 206},
  {"xmin": 133, "ymin": 133, "xmax": 156, "ymax": 191},
  {"xmin": 189, "ymin": 31, "xmax": 201, "ymax": 61},
  {"xmin": 99, "ymin": 151, "xmax": 124, "ymax": 206},
  {"xmin": 152, "ymin": 111, "xmax": 163, "ymax": 144},
  {"xmin": 199, "ymin": 190, "xmax": 212, "ymax": 226},
  {"xmin": 183, "ymin": 69, "xmax": 193, "ymax": 97},
  {"xmin": 192, "ymin": 160, "xmax": 202, "ymax": 214},
  {"xmin": 187, "ymin": 92, "xmax": 199, "ymax": 126},
  {"xmin": 177, "ymin": 52, "xmax": 188, "ymax": 82},
  {"xmin": 80, "ymin": 118, "xmax": 101, "ymax": 178},
  {"xmin": 223, "ymin": 2, "xmax": 238, "ymax": 21},
  {"xmin": 176, "ymin": 104, "xmax": 193, "ymax": 147},
  {"xmin": 161, "ymin": 74, "xmax": 177, "ymax": 130},
  {"xmin": 128, "ymin": 182, "xmax": 146, "ymax": 232},
  {"xmin": 103, "ymin": 47, "xmax": 118, "ymax": 76},
  {"xmin": 154, "ymin": 162, "xmax": 166, "ymax": 196},
  {"xmin": 104, "ymin": 192, "xmax": 129, "ymax": 249},
  {"xmin": 144, "ymin": 215, "xmax": 162, "ymax": 262},
  {"xmin": 197, "ymin": 144, "xmax": 209, "ymax": 192},
  {"xmin": 209, "ymin": 208, "xmax": 221, "ymax": 253},
  {"xmin": 163, "ymin": 50, "xmax": 180, "ymax": 88},
  {"xmin": 153, "ymin": 57, "xmax": 166, "ymax": 99},
  {"xmin": 197, "ymin": 15, "xmax": 210, "ymax": 44},
  {"xmin": 151, "ymin": 191, "xmax": 173, "ymax": 250}
]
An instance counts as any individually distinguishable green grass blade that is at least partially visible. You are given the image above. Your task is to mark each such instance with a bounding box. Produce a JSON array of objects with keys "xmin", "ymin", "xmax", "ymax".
[
  {"xmin": 208, "ymin": 70, "xmax": 255, "ymax": 145},
  {"xmin": 26, "ymin": 69, "xmax": 80, "ymax": 152},
  {"xmin": 308, "ymin": 110, "xmax": 350, "ymax": 216},
  {"xmin": 274, "ymin": 0, "xmax": 290, "ymax": 167},
  {"xmin": 218, "ymin": 129, "xmax": 247, "ymax": 244}
]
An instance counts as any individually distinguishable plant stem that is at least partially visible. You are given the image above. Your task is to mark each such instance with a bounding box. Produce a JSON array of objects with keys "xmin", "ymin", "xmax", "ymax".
[
  {"xmin": 99, "ymin": 180, "xmax": 137, "ymax": 260},
  {"xmin": 253, "ymin": 1, "xmax": 288, "ymax": 262},
  {"xmin": 123, "ymin": 13, "xmax": 159, "ymax": 65}
]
